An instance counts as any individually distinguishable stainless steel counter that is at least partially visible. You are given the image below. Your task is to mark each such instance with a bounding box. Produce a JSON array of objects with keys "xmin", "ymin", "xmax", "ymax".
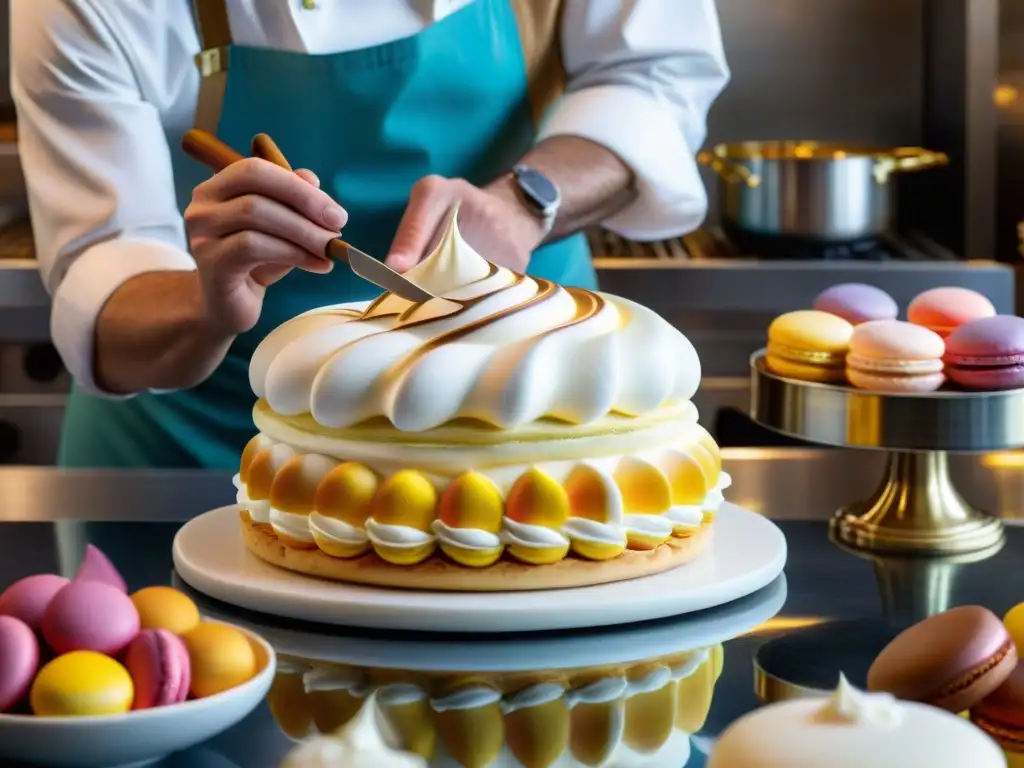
[
  {"xmin": 0, "ymin": 451, "xmax": 1021, "ymax": 766},
  {"xmin": 0, "ymin": 448, "xmax": 1015, "ymax": 523}
]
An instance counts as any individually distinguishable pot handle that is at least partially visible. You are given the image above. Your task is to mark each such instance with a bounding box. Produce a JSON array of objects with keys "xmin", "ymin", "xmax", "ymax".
[
  {"xmin": 697, "ymin": 152, "xmax": 761, "ymax": 188},
  {"xmin": 872, "ymin": 150, "xmax": 949, "ymax": 184}
]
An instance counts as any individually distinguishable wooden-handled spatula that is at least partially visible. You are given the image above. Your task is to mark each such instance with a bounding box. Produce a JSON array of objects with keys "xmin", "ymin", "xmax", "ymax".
[{"xmin": 181, "ymin": 129, "xmax": 436, "ymax": 304}]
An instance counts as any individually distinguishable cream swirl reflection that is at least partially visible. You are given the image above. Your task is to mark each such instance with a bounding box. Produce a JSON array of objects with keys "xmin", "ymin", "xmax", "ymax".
[{"xmin": 250, "ymin": 212, "xmax": 701, "ymax": 432}]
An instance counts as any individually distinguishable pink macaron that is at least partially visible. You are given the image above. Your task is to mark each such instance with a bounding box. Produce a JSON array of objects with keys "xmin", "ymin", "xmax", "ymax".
[
  {"xmin": 944, "ymin": 315, "xmax": 1024, "ymax": 391},
  {"xmin": 124, "ymin": 629, "xmax": 191, "ymax": 710},
  {"xmin": 75, "ymin": 544, "xmax": 128, "ymax": 593},
  {"xmin": 812, "ymin": 283, "xmax": 899, "ymax": 325},
  {"xmin": 847, "ymin": 320, "xmax": 946, "ymax": 393},
  {"xmin": 42, "ymin": 580, "xmax": 140, "ymax": 656},
  {"xmin": 0, "ymin": 615, "xmax": 39, "ymax": 712},
  {"xmin": 908, "ymin": 287, "xmax": 996, "ymax": 338},
  {"xmin": 0, "ymin": 574, "xmax": 70, "ymax": 633}
]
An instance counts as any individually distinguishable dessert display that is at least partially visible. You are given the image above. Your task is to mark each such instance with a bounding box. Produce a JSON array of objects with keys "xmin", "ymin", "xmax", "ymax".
[
  {"xmin": 764, "ymin": 310, "xmax": 853, "ymax": 383},
  {"xmin": 812, "ymin": 282, "xmax": 898, "ymax": 325},
  {"xmin": 867, "ymin": 606, "xmax": 1017, "ymax": 712},
  {"xmin": 270, "ymin": 646, "xmax": 724, "ymax": 767},
  {"xmin": 846, "ymin": 320, "xmax": 946, "ymax": 393},
  {"xmin": 945, "ymin": 316, "xmax": 1024, "ymax": 391},
  {"xmin": 908, "ymin": 286, "xmax": 996, "ymax": 338},
  {"xmin": 752, "ymin": 284, "xmax": 1022, "ymax": 557},
  {"xmin": 0, "ymin": 545, "xmax": 260, "ymax": 715},
  {"xmin": 707, "ymin": 675, "xmax": 1006, "ymax": 767},
  {"xmin": 235, "ymin": 212, "xmax": 730, "ymax": 590}
]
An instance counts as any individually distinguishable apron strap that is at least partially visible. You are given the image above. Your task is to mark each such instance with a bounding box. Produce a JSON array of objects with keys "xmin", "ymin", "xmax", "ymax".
[
  {"xmin": 192, "ymin": 0, "xmax": 233, "ymax": 134},
  {"xmin": 508, "ymin": 0, "xmax": 567, "ymax": 125}
]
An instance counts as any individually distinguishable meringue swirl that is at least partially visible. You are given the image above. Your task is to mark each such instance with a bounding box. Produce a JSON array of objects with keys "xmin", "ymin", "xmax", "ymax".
[{"xmin": 250, "ymin": 212, "xmax": 700, "ymax": 432}]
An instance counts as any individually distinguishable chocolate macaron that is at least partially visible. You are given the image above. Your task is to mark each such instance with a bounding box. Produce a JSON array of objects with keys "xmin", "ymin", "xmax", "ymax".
[
  {"xmin": 868, "ymin": 605, "xmax": 1017, "ymax": 712},
  {"xmin": 972, "ymin": 662, "xmax": 1024, "ymax": 757}
]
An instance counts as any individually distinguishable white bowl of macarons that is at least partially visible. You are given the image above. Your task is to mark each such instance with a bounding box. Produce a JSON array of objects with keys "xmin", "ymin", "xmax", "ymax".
[{"xmin": 0, "ymin": 545, "xmax": 275, "ymax": 767}]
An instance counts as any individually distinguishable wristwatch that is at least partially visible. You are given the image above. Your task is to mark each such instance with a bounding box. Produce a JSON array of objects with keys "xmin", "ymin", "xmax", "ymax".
[{"xmin": 511, "ymin": 164, "xmax": 561, "ymax": 236}]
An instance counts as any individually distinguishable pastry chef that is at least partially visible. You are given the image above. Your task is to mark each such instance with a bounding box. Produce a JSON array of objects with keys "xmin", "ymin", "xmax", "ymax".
[{"xmin": 13, "ymin": 0, "xmax": 729, "ymax": 472}]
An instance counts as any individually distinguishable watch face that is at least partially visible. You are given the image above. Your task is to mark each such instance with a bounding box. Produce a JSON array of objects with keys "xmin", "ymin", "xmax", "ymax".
[{"xmin": 516, "ymin": 166, "xmax": 559, "ymax": 213}]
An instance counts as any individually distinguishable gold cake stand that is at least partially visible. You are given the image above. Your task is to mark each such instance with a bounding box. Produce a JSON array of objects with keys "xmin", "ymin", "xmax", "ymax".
[{"xmin": 750, "ymin": 351, "xmax": 1024, "ymax": 556}]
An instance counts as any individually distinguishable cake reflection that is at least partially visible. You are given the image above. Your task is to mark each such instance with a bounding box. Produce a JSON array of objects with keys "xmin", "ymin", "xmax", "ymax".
[
  {"xmin": 267, "ymin": 647, "xmax": 723, "ymax": 766},
  {"xmin": 174, "ymin": 570, "xmax": 785, "ymax": 767}
]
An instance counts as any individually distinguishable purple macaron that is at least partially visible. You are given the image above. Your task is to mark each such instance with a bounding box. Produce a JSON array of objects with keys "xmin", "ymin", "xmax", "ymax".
[
  {"xmin": 812, "ymin": 283, "xmax": 899, "ymax": 325},
  {"xmin": 945, "ymin": 315, "xmax": 1024, "ymax": 391}
]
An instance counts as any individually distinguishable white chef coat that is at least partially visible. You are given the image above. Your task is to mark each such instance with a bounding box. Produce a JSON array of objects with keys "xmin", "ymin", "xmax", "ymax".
[{"xmin": 11, "ymin": 0, "xmax": 730, "ymax": 394}]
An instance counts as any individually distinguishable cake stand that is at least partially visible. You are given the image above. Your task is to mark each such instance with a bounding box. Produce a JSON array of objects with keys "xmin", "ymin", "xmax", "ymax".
[
  {"xmin": 172, "ymin": 502, "xmax": 786, "ymax": 633},
  {"xmin": 750, "ymin": 351, "xmax": 1024, "ymax": 556}
]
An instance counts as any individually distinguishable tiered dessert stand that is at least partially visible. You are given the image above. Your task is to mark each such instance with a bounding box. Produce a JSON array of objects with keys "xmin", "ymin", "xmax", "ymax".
[{"xmin": 750, "ymin": 351, "xmax": 1024, "ymax": 556}]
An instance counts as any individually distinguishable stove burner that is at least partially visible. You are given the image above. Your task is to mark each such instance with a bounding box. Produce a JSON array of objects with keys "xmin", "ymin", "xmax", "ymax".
[{"xmin": 722, "ymin": 226, "xmax": 887, "ymax": 261}]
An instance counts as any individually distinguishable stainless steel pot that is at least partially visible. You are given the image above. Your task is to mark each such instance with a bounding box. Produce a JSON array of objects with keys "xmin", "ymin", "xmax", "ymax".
[{"xmin": 698, "ymin": 141, "xmax": 948, "ymax": 242}]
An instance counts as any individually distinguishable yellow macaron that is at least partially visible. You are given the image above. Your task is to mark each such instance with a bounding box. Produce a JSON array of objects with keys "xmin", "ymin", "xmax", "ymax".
[
  {"xmin": 130, "ymin": 586, "xmax": 201, "ymax": 635},
  {"xmin": 766, "ymin": 310, "xmax": 854, "ymax": 383},
  {"xmin": 31, "ymin": 651, "xmax": 134, "ymax": 716},
  {"xmin": 181, "ymin": 622, "xmax": 258, "ymax": 698}
]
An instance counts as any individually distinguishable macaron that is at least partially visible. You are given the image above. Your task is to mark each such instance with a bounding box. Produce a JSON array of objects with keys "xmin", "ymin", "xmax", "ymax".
[
  {"xmin": 74, "ymin": 544, "xmax": 127, "ymax": 593},
  {"xmin": 908, "ymin": 286, "xmax": 996, "ymax": 338},
  {"xmin": 708, "ymin": 674, "xmax": 1005, "ymax": 768},
  {"xmin": 42, "ymin": 580, "xmax": 140, "ymax": 656},
  {"xmin": 765, "ymin": 310, "xmax": 854, "ymax": 383},
  {"xmin": 181, "ymin": 622, "xmax": 257, "ymax": 698},
  {"xmin": 0, "ymin": 615, "xmax": 39, "ymax": 712},
  {"xmin": 971, "ymin": 662, "xmax": 1024, "ymax": 758},
  {"xmin": 124, "ymin": 629, "xmax": 191, "ymax": 710},
  {"xmin": 1005, "ymin": 603, "xmax": 1024, "ymax": 653},
  {"xmin": 0, "ymin": 573, "xmax": 70, "ymax": 632},
  {"xmin": 130, "ymin": 586, "xmax": 201, "ymax": 635},
  {"xmin": 30, "ymin": 650, "xmax": 134, "ymax": 716},
  {"xmin": 944, "ymin": 315, "xmax": 1024, "ymax": 391},
  {"xmin": 868, "ymin": 605, "xmax": 1017, "ymax": 712},
  {"xmin": 846, "ymin": 319, "xmax": 946, "ymax": 393},
  {"xmin": 812, "ymin": 283, "xmax": 899, "ymax": 325}
]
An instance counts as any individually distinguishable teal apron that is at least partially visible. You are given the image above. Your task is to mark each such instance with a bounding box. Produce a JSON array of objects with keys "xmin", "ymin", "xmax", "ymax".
[{"xmin": 54, "ymin": 0, "xmax": 596, "ymax": 578}]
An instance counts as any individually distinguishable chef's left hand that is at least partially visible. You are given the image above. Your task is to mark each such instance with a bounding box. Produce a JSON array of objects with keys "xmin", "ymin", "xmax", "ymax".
[{"xmin": 386, "ymin": 175, "xmax": 546, "ymax": 273}]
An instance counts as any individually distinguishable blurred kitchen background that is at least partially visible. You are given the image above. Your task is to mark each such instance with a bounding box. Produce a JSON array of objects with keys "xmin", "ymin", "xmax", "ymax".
[{"xmin": 0, "ymin": 0, "xmax": 1019, "ymax": 461}]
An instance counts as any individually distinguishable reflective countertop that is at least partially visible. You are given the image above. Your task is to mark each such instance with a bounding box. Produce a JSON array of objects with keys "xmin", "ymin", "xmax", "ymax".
[{"xmin": 2, "ymin": 449, "xmax": 1023, "ymax": 767}]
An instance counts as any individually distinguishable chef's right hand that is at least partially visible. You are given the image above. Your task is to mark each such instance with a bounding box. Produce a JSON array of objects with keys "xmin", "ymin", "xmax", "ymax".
[{"xmin": 183, "ymin": 158, "xmax": 348, "ymax": 336}]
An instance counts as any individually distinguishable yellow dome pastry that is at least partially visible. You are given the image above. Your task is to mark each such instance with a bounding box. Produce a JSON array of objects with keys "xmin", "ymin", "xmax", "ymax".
[
  {"xmin": 671, "ymin": 648, "xmax": 719, "ymax": 733},
  {"xmin": 236, "ymin": 211, "xmax": 730, "ymax": 590},
  {"xmin": 303, "ymin": 663, "xmax": 369, "ymax": 734},
  {"xmin": 430, "ymin": 685, "xmax": 506, "ymax": 768},
  {"xmin": 268, "ymin": 658, "xmax": 316, "ymax": 741},
  {"xmin": 502, "ymin": 683, "xmax": 571, "ymax": 768},
  {"xmin": 377, "ymin": 683, "xmax": 437, "ymax": 760},
  {"xmin": 566, "ymin": 677, "xmax": 627, "ymax": 766},
  {"xmin": 622, "ymin": 664, "xmax": 677, "ymax": 753}
]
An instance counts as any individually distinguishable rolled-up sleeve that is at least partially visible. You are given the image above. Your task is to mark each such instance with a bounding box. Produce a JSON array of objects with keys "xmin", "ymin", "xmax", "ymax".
[
  {"xmin": 11, "ymin": 0, "xmax": 196, "ymax": 396},
  {"xmin": 539, "ymin": 0, "xmax": 730, "ymax": 241}
]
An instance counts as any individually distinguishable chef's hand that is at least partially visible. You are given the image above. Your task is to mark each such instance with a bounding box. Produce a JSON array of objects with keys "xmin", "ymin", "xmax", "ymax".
[
  {"xmin": 386, "ymin": 176, "xmax": 546, "ymax": 273},
  {"xmin": 183, "ymin": 158, "xmax": 348, "ymax": 335}
]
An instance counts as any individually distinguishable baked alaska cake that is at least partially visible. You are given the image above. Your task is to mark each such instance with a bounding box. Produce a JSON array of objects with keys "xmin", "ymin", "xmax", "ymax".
[{"xmin": 235, "ymin": 212, "xmax": 731, "ymax": 590}]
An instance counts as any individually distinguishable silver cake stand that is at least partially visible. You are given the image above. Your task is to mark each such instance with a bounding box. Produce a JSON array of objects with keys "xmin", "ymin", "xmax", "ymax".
[{"xmin": 749, "ymin": 351, "xmax": 1024, "ymax": 556}]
